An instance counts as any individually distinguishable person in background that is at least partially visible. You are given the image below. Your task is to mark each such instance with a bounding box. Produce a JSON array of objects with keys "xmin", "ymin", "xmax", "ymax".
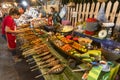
[
  {"xmin": 2, "ymin": 13, "xmax": 8, "ymax": 20},
  {"xmin": 44, "ymin": 7, "xmax": 61, "ymax": 32},
  {"xmin": 50, "ymin": 7, "xmax": 61, "ymax": 25},
  {"xmin": 0, "ymin": 10, "xmax": 3, "ymax": 28},
  {"xmin": 1, "ymin": 13, "xmax": 8, "ymax": 40},
  {"xmin": 2, "ymin": 8, "xmax": 22, "ymax": 62},
  {"xmin": 18, "ymin": 7, "xmax": 24, "ymax": 14},
  {"xmin": 38, "ymin": 6, "xmax": 46, "ymax": 18},
  {"xmin": 0, "ymin": 10, "xmax": 3, "ymax": 22},
  {"xmin": 48, "ymin": 14, "xmax": 53, "ymax": 26},
  {"xmin": 44, "ymin": 14, "xmax": 54, "ymax": 32}
]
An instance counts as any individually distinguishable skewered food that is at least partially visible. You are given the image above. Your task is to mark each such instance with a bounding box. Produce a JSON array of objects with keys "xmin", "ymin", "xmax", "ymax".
[
  {"xmin": 45, "ymin": 57, "xmax": 57, "ymax": 63},
  {"xmin": 18, "ymin": 27, "xmax": 31, "ymax": 31},
  {"xmin": 22, "ymin": 44, "xmax": 49, "ymax": 56},
  {"xmin": 34, "ymin": 52, "xmax": 50, "ymax": 58},
  {"xmin": 30, "ymin": 57, "xmax": 57, "ymax": 69},
  {"xmin": 42, "ymin": 60, "xmax": 60, "ymax": 68},
  {"xmin": 18, "ymin": 24, "xmax": 30, "ymax": 28},
  {"xmin": 35, "ymin": 64, "xmax": 65, "ymax": 78},
  {"xmin": 17, "ymin": 26, "xmax": 66, "ymax": 78},
  {"xmin": 34, "ymin": 29, "xmax": 41, "ymax": 32},
  {"xmin": 30, "ymin": 38, "xmax": 42, "ymax": 44},
  {"xmin": 47, "ymin": 64, "xmax": 65, "ymax": 74},
  {"xmin": 36, "ymin": 47, "xmax": 49, "ymax": 54},
  {"xmin": 41, "ymin": 54, "xmax": 53, "ymax": 61},
  {"xmin": 23, "ymin": 48, "xmax": 35, "ymax": 55}
]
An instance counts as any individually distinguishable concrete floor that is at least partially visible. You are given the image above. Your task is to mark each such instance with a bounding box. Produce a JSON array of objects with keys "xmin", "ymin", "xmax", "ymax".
[
  {"xmin": 0, "ymin": 34, "xmax": 20, "ymax": 80},
  {"xmin": 0, "ymin": 29, "xmax": 44, "ymax": 80}
]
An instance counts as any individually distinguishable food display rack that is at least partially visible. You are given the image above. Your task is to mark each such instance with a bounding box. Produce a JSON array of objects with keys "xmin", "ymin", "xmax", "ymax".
[
  {"xmin": 73, "ymin": 31, "xmax": 120, "ymax": 46},
  {"xmin": 17, "ymin": 27, "xmax": 84, "ymax": 80},
  {"xmin": 74, "ymin": 31, "xmax": 120, "ymax": 61},
  {"xmin": 33, "ymin": 30, "xmax": 84, "ymax": 80},
  {"xmin": 36, "ymin": 41, "xmax": 84, "ymax": 80},
  {"xmin": 33, "ymin": 29, "xmax": 120, "ymax": 80},
  {"xmin": 17, "ymin": 24, "xmax": 120, "ymax": 80}
]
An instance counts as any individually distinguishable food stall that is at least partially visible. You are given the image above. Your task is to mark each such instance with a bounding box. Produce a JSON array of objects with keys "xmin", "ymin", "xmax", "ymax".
[
  {"xmin": 14, "ymin": 0, "xmax": 120, "ymax": 80},
  {"xmin": 16, "ymin": 19, "xmax": 120, "ymax": 80}
]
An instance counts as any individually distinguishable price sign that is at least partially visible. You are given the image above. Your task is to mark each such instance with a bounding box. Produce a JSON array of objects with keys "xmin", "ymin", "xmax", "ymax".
[{"xmin": 72, "ymin": 12, "xmax": 77, "ymax": 18}]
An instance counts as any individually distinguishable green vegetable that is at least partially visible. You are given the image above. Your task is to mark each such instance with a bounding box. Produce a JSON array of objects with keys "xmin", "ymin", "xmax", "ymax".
[
  {"xmin": 73, "ymin": 53, "xmax": 81, "ymax": 57},
  {"xmin": 107, "ymin": 64, "xmax": 120, "ymax": 80},
  {"xmin": 80, "ymin": 54, "xmax": 90, "ymax": 58},
  {"xmin": 86, "ymin": 50, "xmax": 101, "ymax": 56},
  {"xmin": 82, "ymin": 58, "xmax": 92, "ymax": 63},
  {"xmin": 90, "ymin": 57, "xmax": 95, "ymax": 61}
]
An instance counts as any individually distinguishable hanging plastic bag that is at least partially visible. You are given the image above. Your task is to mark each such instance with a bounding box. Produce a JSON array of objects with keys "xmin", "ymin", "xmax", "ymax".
[
  {"xmin": 97, "ymin": 3, "xmax": 107, "ymax": 22},
  {"xmin": 59, "ymin": 6, "xmax": 67, "ymax": 19}
]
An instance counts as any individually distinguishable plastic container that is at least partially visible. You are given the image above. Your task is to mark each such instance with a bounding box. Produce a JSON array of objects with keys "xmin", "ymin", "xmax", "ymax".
[
  {"xmin": 62, "ymin": 20, "xmax": 71, "ymax": 25},
  {"xmin": 101, "ymin": 40, "xmax": 120, "ymax": 61},
  {"xmin": 86, "ymin": 18, "xmax": 98, "ymax": 32}
]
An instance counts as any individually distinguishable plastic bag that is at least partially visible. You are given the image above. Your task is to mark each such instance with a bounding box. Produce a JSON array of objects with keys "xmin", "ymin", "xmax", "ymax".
[{"xmin": 97, "ymin": 3, "xmax": 107, "ymax": 22}]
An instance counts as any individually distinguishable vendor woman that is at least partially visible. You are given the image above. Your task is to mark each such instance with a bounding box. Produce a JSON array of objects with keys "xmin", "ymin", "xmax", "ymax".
[{"xmin": 50, "ymin": 7, "xmax": 61, "ymax": 25}]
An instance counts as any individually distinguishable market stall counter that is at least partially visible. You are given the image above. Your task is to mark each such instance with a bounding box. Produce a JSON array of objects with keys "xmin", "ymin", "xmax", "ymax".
[
  {"xmin": 33, "ymin": 30, "xmax": 84, "ymax": 80},
  {"xmin": 17, "ymin": 25, "xmax": 85, "ymax": 80},
  {"xmin": 16, "ymin": 24, "xmax": 120, "ymax": 80}
]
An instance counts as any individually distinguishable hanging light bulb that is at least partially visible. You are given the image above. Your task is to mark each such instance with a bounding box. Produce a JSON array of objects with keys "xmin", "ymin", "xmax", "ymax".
[
  {"xmin": 14, "ymin": 2, "xmax": 18, "ymax": 6},
  {"xmin": 67, "ymin": 0, "xmax": 75, "ymax": 7},
  {"xmin": 22, "ymin": 1, "xmax": 28, "ymax": 6},
  {"xmin": 31, "ymin": 0, "xmax": 36, "ymax": 2},
  {"xmin": 67, "ymin": 2, "xmax": 75, "ymax": 7}
]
